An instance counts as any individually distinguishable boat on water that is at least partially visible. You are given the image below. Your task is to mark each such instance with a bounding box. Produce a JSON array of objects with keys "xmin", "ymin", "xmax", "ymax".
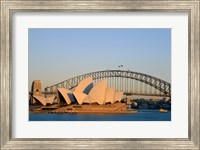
[{"xmin": 159, "ymin": 108, "xmax": 168, "ymax": 113}]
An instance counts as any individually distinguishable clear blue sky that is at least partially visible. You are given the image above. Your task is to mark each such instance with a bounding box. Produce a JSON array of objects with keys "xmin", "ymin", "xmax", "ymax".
[{"xmin": 28, "ymin": 28, "xmax": 171, "ymax": 90}]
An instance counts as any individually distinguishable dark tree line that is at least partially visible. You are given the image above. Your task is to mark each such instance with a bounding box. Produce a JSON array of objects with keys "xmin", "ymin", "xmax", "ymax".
[{"xmin": 131, "ymin": 98, "xmax": 171, "ymax": 110}]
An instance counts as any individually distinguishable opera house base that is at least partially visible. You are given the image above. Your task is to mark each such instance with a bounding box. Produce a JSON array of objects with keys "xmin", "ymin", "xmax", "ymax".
[{"xmin": 29, "ymin": 102, "xmax": 137, "ymax": 114}]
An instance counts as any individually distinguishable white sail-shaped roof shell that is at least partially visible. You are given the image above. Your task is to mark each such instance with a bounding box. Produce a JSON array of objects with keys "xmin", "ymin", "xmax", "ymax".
[
  {"xmin": 57, "ymin": 88, "xmax": 72, "ymax": 104},
  {"xmin": 82, "ymin": 96, "xmax": 91, "ymax": 104},
  {"xmin": 88, "ymin": 80, "xmax": 106, "ymax": 105},
  {"xmin": 75, "ymin": 76, "xmax": 93, "ymax": 93},
  {"xmin": 46, "ymin": 95, "xmax": 55, "ymax": 104},
  {"xmin": 73, "ymin": 76, "xmax": 93, "ymax": 104},
  {"xmin": 33, "ymin": 95, "xmax": 47, "ymax": 106},
  {"xmin": 73, "ymin": 91, "xmax": 88, "ymax": 105},
  {"xmin": 104, "ymin": 87, "xmax": 115, "ymax": 104},
  {"xmin": 114, "ymin": 92, "xmax": 123, "ymax": 102}
]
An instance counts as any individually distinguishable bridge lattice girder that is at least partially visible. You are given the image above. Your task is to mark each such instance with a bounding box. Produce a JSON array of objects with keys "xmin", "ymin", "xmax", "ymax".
[{"xmin": 45, "ymin": 70, "xmax": 171, "ymax": 95}]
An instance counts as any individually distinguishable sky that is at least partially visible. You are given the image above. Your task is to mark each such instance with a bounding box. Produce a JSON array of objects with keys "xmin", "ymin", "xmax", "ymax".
[{"xmin": 28, "ymin": 28, "xmax": 171, "ymax": 91}]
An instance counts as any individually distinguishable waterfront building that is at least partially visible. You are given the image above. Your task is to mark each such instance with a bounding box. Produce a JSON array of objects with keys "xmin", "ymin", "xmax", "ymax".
[
  {"xmin": 31, "ymin": 80, "xmax": 55, "ymax": 106},
  {"xmin": 59, "ymin": 77, "xmax": 124, "ymax": 105},
  {"xmin": 32, "ymin": 95, "xmax": 55, "ymax": 106},
  {"xmin": 31, "ymin": 76, "xmax": 124, "ymax": 106}
]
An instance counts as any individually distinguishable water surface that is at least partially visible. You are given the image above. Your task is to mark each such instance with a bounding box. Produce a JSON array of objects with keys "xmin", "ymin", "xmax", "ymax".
[{"xmin": 29, "ymin": 110, "xmax": 171, "ymax": 121}]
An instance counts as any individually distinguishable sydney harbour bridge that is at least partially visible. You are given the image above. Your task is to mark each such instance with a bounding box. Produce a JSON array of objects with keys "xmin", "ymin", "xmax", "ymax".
[{"xmin": 44, "ymin": 70, "xmax": 171, "ymax": 98}]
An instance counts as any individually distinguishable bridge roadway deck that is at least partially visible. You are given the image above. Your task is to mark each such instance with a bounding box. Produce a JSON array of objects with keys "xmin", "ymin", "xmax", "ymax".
[
  {"xmin": 29, "ymin": 92, "xmax": 170, "ymax": 97},
  {"xmin": 124, "ymin": 92, "xmax": 170, "ymax": 97}
]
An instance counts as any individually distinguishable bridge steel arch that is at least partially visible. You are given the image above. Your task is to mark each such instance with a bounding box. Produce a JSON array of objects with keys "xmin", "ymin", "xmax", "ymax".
[{"xmin": 45, "ymin": 70, "xmax": 171, "ymax": 96}]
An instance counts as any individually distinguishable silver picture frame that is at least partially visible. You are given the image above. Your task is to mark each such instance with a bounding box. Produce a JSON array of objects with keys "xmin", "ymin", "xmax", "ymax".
[{"xmin": 0, "ymin": 0, "xmax": 199, "ymax": 149}]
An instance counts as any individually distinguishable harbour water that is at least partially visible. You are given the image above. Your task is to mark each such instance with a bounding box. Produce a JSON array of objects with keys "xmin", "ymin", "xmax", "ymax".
[{"xmin": 29, "ymin": 109, "xmax": 171, "ymax": 121}]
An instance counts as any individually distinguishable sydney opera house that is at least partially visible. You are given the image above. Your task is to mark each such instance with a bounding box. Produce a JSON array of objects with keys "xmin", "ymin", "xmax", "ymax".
[
  {"xmin": 31, "ymin": 76, "xmax": 123, "ymax": 106},
  {"xmin": 30, "ymin": 77, "xmax": 135, "ymax": 114}
]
